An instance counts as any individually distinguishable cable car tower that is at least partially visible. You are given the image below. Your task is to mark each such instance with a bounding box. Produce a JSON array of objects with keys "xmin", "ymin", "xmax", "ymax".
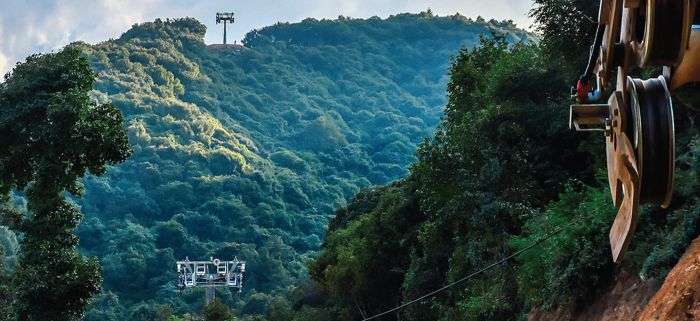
[
  {"xmin": 176, "ymin": 257, "xmax": 246, "ymax": 304},
  {"xmin": 216, "ymin": 12, "xmax": 235, "ymax": 45}
]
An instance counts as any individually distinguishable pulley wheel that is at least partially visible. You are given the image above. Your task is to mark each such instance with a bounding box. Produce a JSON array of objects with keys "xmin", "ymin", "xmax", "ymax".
[
  {"xmin": 627, "ymin": 76, "xmax": 675, "ymax": 207},
  {"xmin": 633, "ymin": 0, "xmax": 692, "ymax": 67},
  {"xmin": 599, "ymin": 0, "xmax": 623, "ymax": 87},
  {"xmin": 605, "ymin": 91, "xmax": 641, "ymax": 263}
]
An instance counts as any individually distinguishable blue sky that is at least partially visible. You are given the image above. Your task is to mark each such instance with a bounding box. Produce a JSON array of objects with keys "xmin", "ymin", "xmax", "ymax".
[{"xmin": 0, "ymin": 0, "xmax": 534, "ymax": 76}]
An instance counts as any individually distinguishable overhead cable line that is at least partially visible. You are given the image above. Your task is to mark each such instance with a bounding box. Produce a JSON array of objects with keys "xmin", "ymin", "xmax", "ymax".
[{"xmin": 361, "ymin": 219, "xmax": 578, "ymax": 321}]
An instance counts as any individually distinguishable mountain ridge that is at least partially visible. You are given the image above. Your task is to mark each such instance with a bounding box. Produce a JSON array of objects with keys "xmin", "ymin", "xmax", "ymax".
[{"xmin": 63, "ymin": 13, "xmax": 532, "ymax": 318}]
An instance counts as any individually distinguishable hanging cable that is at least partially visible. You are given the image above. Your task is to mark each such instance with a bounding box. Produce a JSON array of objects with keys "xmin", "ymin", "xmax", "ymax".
[
  {"xmin": 361, "ymin": 219, "xmax": 578, "ymax": 321},
  {"xmin": 576, "ymin": 23, "xmax": 606, "ymax": 103}
]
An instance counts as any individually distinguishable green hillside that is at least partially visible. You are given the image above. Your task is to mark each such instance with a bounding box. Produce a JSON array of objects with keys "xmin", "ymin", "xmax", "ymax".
[
  {"xmin": 50, "ymin": 13, "xmax": 530, "ymax": 319},
  {"xmin": 2, "ymin": 3, "xmax": 698, "ymax": 321},
  {"xmin": 274, "ymin": 5, "xmax": 700, "ymax": 321}
]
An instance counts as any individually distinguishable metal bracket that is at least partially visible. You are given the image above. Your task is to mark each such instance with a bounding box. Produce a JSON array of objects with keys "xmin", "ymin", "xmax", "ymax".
[{"xmin": 570, "ymin": 103, "xmax": 611, "ymax": 132}]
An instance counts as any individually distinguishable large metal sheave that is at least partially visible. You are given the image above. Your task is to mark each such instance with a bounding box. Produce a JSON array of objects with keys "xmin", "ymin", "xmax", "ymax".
[{"xmin": 570, "ymin": 0, "xmax": 697, "ymax": 262}]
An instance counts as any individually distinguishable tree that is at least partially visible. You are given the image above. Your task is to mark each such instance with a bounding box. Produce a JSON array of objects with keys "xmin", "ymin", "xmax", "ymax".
[
  {"xmin": 0, "ymin": 247, "xmax": 13, "ymax": 321},
  {"xmin": 530, "ymin": 0, "xmax": 600, "ymax": 76},
  {"xmin": 0, "ymin": 46, "xmax": 131, "ymax": 321},
  {"xmin": 204, "ymin": 299, "xmax": 234, "ymax": 321}
]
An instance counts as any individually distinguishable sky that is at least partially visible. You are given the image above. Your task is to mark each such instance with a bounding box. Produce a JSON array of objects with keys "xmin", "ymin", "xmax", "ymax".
[{"xmin": 0, "ymin": 0, "xmax": 535, "ymax": 77}]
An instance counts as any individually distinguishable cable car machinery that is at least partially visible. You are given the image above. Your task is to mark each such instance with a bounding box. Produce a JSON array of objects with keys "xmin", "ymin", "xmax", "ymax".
[
  {"xmin": 176, "ymin": 257, "xmax": 246, "ymax": 304},
  {"xmin": 570, "ymin": 0, "xmax": 700, "ymax": 262}
]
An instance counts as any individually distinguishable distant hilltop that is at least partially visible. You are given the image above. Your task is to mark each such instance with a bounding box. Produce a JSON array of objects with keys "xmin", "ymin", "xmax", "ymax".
[
  {"xmin": 114, "ymin": 12, "xmax": 532, "ymax": 50},
  {"xmin": 207, "ymin": 43, "xmax": 246, "ymax": 50}
]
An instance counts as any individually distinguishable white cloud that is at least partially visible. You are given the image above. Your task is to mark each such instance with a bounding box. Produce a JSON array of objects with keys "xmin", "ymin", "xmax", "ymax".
[
  {"xmin": 0, "ymin": 0, "xmax": 534, "ymax": 77},
  {"xmin": 0, "ymin": 53, "xmax": 6, "ymax": 78},
  {"xmin": 0, "ymin": 0, "xmax": 163, "ymax": 76}
]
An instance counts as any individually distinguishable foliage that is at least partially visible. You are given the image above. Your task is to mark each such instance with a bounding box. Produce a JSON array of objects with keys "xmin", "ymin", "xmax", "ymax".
[
  {"xmin": 5, "ymin": 5, "xmax": 695, "ymax": 321},
  {"xmin": 204, "ymin": 299, "xmax": 235, "ymax": 321},
  {"xmin": 67, "ymin": 14, "xmax": 529, "ymax": 319},
  {"xmin": 0, "ymin": 48, "xmax": 130, "ymax": 320},
  {"xmin": 512, "ymin": 184, "xmax": 616, "ymax": 309},
  {"xmin": 272, "ymin": 3, "xmax": 699, "ymax": 321},
  {"xmin": 285, "ymin": 36, "xmax": 593, "ymax": 321},
  {"xmin": 0, "ymin": 247, "xmax": 11, "ymax": 321},
  {"xmin": 308, "ymin": 183, "xmax": 424, "ymax": 319},
  {"xmin": 530, "ymin": 0, "xmax": 600, "ymax": 76}
]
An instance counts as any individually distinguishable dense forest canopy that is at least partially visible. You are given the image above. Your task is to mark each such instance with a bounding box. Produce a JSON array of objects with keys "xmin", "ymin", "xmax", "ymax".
[
  {"xmin": 1, "ymin": 13, "xmax": 531, "ymax": 320},
  {"xmin": 272, "ymin": 2, "xmax": 700, "ymax": 321},
  {"xmin": 3, "ymin": 3, "xmax": 696, "ymax": 321}
]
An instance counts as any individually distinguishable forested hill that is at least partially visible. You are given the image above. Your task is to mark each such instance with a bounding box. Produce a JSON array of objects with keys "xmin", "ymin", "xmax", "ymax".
[
  {"xmin": 60, "ymin": 13, "xmax": 529, "ymax": 318},
  {"xmin": 285, "ymin": 6, "xmax": 700, "ymax": 321}
]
